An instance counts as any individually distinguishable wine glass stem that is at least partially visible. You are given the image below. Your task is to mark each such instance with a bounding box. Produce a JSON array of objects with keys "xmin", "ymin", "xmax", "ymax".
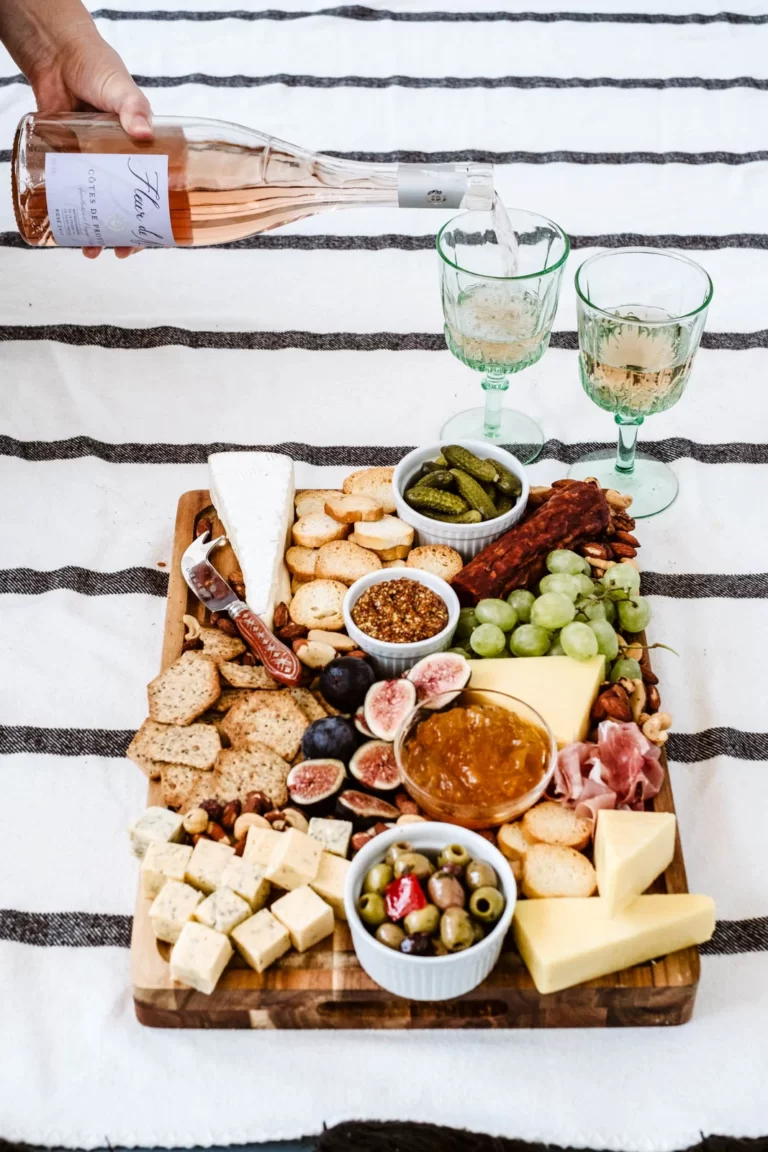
[
  {"xmin": 482, "ymin": 372, "xmax": 509, "ymax": 440},
  {"xmin": 615, "ymin": 414, "xmax": 643, "ymax": 474}
]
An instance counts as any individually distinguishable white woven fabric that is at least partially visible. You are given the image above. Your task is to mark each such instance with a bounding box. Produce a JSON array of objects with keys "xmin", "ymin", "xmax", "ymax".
[{"xmin": 1, "ymin": 1, "xmax": 768, "ymax": 1148}]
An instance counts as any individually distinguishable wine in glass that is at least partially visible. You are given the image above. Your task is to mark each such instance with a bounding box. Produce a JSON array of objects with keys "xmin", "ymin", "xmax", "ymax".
[
  {"xmin": 569, "ymin": 248, "xmax": 713, "ymax": 517},
  {"xmin": 437, "ymin": 206, "xmax": 569, "ymax": 465}
]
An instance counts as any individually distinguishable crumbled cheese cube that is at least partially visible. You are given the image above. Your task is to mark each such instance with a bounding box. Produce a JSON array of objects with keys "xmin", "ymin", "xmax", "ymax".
[
  {"xmin": 170, "ymin": 921, "xmax": 233, "ymax": 995},
  {"xmin": 219, "ymin": 856, "xmax": 270, "ymax": 911},
  {"xmin": 309, "ymin": 852, "xmax": 350, "ymax": 920},
  {"xmin": 129, "ymin": 806, "xmax": 184, "ymax": 859},
  {"xmin": 194, "ymin": 887, "xmax": 251, "ymax": 935},
  {"xmin": 231, "ymin": 909, "xmax": 291, "ymax": 974},
  {"xmin": 271, "ymin": 885, "xmax": 334, "ymax": 952},
  {"xmin": 266, "ymin": 828, "xmax": 322, "ymax": 891},
  {"xmin": 149, "ymin": 879, "xmax": 203, "ymax": 944},
  {"xmin": 140, "ymin": 842, "xmax": 193, "ymax": 900},
  {"xmin": 185, "ymin": 838, "xmax": 235, "ymax": 894},
  {"xmin": 308, "ymin": 817, "xmax": 352, "ymax": 859},
  {"xmin": 243, "ymin": 824, "xmax": 282, "ymax": 868}
]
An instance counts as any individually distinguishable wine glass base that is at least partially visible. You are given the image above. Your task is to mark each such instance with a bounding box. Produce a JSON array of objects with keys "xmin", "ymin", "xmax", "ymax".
[
  {"xmin": 567, "ymin": 451, "xmax": 679, "ymax": 518},
  {"xmin": 440, "ymin": 407, "xmax": 544, "ymax": 464}
]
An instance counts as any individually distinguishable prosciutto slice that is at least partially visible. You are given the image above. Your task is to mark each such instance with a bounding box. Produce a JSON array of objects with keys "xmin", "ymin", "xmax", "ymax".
[{"xmin": 552, "ymin": 721, "xmax": 664, "ymax": 822}]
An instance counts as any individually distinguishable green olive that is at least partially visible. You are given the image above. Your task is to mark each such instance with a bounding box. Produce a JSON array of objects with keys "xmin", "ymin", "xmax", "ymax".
[
  {"xmin": 469, "ymin": 886, "xmax": 505, "ymax": 924},
  {"xmin": 385, "ymin": 840, "xmax": 413, "ymax": 868},
  {"xmin": 404, "ymin": 903, "xmax": 440, "ymax": 937},
  {"xmin": 393, "ymin": 851, "xmax": 434, "ymax": 881},
  {"xmin": 440, "ymin": 906, "xmax": 475, "ymax": 953},
  {"xmin": 375, "ymin": 922, "xmax": 405, "ymax": 951},
  {"xmin": 465, "ymin": 859, "xmax": 499, "ymax": 892},
  {"xmin": 432, "ymin": 938, "xmax": 450, "ymax": 957},
  {"xmin": 363, "ymin": 862, "xmax": 394, "ymax": 895},
  {"xmin": 427, "ymin": 871, "xmax": 466, "ymax": 910},
  {"xmin": 438, "ymin": 843, "xmax": 471, "ymax": 870},
  {"xmin": 471, "ymin": 919, "xmax": 485, "ymax": 944},
  {"xmin": 357, "ymin": 892, "xmax": 387, "ymax": 928}
]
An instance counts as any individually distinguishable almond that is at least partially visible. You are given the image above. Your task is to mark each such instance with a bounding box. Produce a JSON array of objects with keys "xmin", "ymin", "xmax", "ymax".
[
  {"xmin": 273, "ymin": 602, "xmax": 290, "ymax": 631},
  {"xmin": 614, "ymin": 530, "xmax": 640, "ymax": 547},
  {"xmin": 611, "ymin": 542, "xmax": 637, "ymax": 559}
]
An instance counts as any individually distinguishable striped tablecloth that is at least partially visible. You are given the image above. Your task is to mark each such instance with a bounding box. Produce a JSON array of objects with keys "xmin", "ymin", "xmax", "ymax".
[{"xmin": 2, "ymin": 2, "xmax": 767, "ymax": 1148}]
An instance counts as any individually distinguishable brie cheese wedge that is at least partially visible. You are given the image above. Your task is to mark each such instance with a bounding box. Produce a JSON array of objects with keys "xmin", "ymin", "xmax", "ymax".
[{"xmin": 208, "ymin": 452, "xmax": 294, "ymax": 631}]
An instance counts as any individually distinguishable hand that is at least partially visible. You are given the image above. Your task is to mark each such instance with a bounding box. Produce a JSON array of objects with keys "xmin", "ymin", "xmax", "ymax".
[{"xmin": 0, "ymin": 0, "xmax": 153, "ymax": 257}]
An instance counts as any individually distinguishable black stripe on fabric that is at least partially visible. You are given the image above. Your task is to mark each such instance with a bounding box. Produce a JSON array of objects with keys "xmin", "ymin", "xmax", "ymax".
[
  {"xmin": 0, "ymin": 566, "xmax": 169, "ymax": 597},
  {"xmin": 2, "ymin": 231, "xmax": 767, "ymax": 252},
  {"xmin": 5, "ymin": 148, "xmax": 768, "ymax": 166},
  {"xmin": 3, "ymin": 566, "xmax": 766, "ymax": 600},
  {"xmin": 8, "ymin": 73, "xmax": 768, "ymax": 91},
  {"xmin": 1, "ymin": 725, "xmax": 765, "ymax": 762},
  {"xmin": 3, "ymin": 436, "xmax": 768, "ymax": 466},
  {"xmin": 0, "ymin": 906, "xmax": 763, "ymax": 952},
  {"xmin": 88, "ymin": 8, "xmax": 768, "ymax": 25},
  {"xmin": 0, "ymin": 326, "xmax": 766, "ymax": 351}
]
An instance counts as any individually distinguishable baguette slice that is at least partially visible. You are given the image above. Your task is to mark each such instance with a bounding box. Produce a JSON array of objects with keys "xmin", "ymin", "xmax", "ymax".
[
  {"xmin": 292, "ymin": 513, "xmax": 350, "ymax": 550},
  {"xmin": 349, "ymin": 515, "xmax": 414, "ymax": 552},
  {"xmin": 342, "ymin": 467, "xmax": 396, "ymax": 514},
  {"xmin": 289, "ymin": 579, "xmax": 347, "ymax": 631},
  {"xmin": 522, "ymin": 843, "xmax": 597, "ymax": 899},
  {"xmin": 315, "ymin": 539, "xmax": 382, "ymax": 585},
  {"xmin": 497, "ymin": 821, "xmax": 535, "ymax": 862},
  {"xmin": 285, "ymin": 545, "xmax": 317, "ymax": 582},
  {"xmin": 406, "ymin": 544, "xmax": 463, "ymax": 584},
  {"xmin": 324, "ymin": 492, "xmax": 384, "ymax": 524},
  {"xmin": 383, "ymin": 559, "xmax": 409, "ymax": 569},
  {"xmin": 522, "ymin": 801, "xmax": 592, "ymax": 851},
  {"xmin": 295, "ymin": 490, "xmax": 342, "ymax": 518}
]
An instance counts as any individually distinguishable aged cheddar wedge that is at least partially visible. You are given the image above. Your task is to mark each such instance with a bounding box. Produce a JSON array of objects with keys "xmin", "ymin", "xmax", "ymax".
[
  {"xmin": 595, "ymin": 810, "xmax": 677, "ymax": 916},
  {"xmin": 208, "ymin": 452, "xmax": 295, "ymax": 630},
  {"xmin": 469, "ymin": 656, "xmax": 605, "ymax": 748},
  {"xmin": 513, "ymin": 894, "xmax": 715, "ymax": 995}
]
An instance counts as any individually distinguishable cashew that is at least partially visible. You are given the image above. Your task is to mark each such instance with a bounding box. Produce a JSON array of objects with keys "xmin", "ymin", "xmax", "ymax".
[
  {"xmin": 629, "ymin": 680, "xmax": 647, "ymax": 723},
  {"xmin": 605, "ymin": 489, "xmax": 633, "ymax": 510},
  {"xmin": 233, "ymin": 812, "xmax": 270, "ymax": 840},
  {"xmin": 625, "ymin": 642, "xmax": 644, "ymax": 663},
  {"xmin": 396, "ymin": 814, "xmax": 429, "ymax": 825},
  {"xmin": 183, "ymin": 614, "xmax": 202, "ymax": 642},
  {"xmin": 642, "ymin": 711, "xmax": 672, "ymax": 745},
  {"xmin": 587, "ymin": 557, "xmax": 617, "ymax": 571},
  {"xmin": 283, "ymin": 809, "xmax": 310, "ymax": 834}
]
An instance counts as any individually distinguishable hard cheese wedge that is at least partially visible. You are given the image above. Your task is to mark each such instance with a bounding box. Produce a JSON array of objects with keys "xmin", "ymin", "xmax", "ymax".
[
  {"xmin": 595, "ymin": 810, "xmax": 677, "ymax": 916},
  {"xmin": 469, "ymin": 656, "xmax": 605, "ymax": 748},
  {"xmin": 513, "ymin": 894, "xmax": 715, "ymax": 995},
  {"xmin": 208, "ymin": 452, "xmax": 295, "ymax": 630}
]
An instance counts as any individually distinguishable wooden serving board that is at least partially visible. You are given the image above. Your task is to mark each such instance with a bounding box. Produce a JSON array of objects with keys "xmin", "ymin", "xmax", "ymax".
[{"xmin": 131, "ymin": 489, "xmax": 700, "ymax": 1029}]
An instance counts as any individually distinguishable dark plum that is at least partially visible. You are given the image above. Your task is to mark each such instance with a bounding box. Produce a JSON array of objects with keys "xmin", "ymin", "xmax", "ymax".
[
  {"xmin": 319, "ymin": 656, "xmax": 376, "ymax": 712},
  {"xmin": 301, "ymin": 716, "xmax": 358, "ymax": 763}
]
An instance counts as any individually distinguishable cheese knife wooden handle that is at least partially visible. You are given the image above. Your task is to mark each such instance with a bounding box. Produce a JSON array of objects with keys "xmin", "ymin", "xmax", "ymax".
[{"xmin": 228, "ymin": 602, "xmax": 303, "ymax": 686}]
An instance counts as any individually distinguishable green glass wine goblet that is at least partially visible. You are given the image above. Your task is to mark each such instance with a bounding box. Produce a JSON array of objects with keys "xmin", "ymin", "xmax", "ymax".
[
  {"xmin": 437, "ymin": 207, "xmax": 569, "ymax": 464},
  {"xmin": 569, "ymin": 248, "xmax": 713, "ymax": 517}
]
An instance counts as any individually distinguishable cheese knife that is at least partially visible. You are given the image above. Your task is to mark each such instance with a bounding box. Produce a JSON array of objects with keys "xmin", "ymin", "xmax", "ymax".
[{"xmin": 181, "ymin": 532, "xmax": 302, "ymax": 686}]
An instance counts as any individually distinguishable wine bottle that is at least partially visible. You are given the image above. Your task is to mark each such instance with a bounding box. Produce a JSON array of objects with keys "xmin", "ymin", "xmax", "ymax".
[{"xmin": 12, "ymin": 112, "xmax": 494, "ymax": 249}]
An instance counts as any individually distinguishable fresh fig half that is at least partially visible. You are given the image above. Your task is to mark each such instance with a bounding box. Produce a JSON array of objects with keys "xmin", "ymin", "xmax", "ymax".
[
  {"xmin": 349, "ymin": 741, "xmax": 402, "ymax": 792},
  {"xmin": 406, "ymin": 652, "xmax": 470, "ymax": 708},
  {"xmin": 354, "ymin": 706, "xmax": 376, "ymax": 739},
  {"xmin": 286, "ymin": 759, "xmax": 346, "ymax": 806},
  {"xmin": 363, "ymin": 678, "xmax": 417, "ymax": 742},
  {"xmin": 336, "ymin": 789, "xmax": 400, "ymax": 826}
]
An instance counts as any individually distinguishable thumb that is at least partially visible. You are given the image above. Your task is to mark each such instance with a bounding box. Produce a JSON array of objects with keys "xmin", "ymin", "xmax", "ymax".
[{"xmin": 99, "ymin": 65, "xmax": 153, "ymax": 140}]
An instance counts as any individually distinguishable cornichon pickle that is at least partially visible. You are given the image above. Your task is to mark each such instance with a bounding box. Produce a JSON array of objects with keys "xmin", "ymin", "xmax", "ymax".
[
  {"xmin": 442, "ymin": 445, "xmax": 499, "ymax": 483},
  {"xmin": 420, "ymin": 459, "xmax": 448, "ymax": 475},
  {"xmin": 405, "ymin": 487, "xmax": 469, "ymax": 515},
  {"xmin": 495, "ymin": 491, "xmax": 515, "ymax": 516},
  {"xmin": 410, "ymin": 469, "xmax": 455, "ymax": 491},
  {"xmin": 427, "ymin": 509, "xmax": 483, "ymax": 524},
  {"xmin": 490, "ymin": 460, "xmax": 523, "ymax": 497},
  {"xmin": 449, "ymin": 468, "xmax": 498, "ymax": 521}
]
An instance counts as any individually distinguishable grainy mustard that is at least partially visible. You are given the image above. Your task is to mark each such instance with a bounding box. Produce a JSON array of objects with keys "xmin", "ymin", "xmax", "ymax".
[{"xmin": 352, "ymin": 579, "xmax": 448, "ymax": 644}]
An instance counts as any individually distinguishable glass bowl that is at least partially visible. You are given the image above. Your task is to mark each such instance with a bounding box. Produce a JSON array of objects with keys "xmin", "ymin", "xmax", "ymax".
[{"xmin": 394, "ymin": 688, "xmax": 557, "ymax": 829}]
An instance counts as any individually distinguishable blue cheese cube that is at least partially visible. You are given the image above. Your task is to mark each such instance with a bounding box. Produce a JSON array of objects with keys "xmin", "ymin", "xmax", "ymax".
[
  {"xmin": 308, "ymin": 817, "xmax": 352, "ymax": 859},
  {"xmin": 129, "ymin": 806, "xmax": 184, "ymax": 859},
  {"xmin": 219, "ymin": 857, "xmax": 270, "ymax": 911},
  {"xmin": 265, "ymin": 828, "xmax": 322, "ymax": 891},
  {"xmin": 140, "ymin": 842, "xmax": 193, "ymax": 899},
  {"xmin": 185, "ymin": 838, "xmax": 235, "ymax": 894},
  {"xmin": 271, "ymin": 885, "xmax": 334, "ymax": 952},
  {"xmin": 309, "ymin": 852, "xmax": 350, "ymax": 920},
  {"xmin": 231, "ymin": 909, "xmax": 291, "ymax": 974},
  {"xmin": 194, "ymin": 887, "xmax": 251, "ymax": 935},
  {"xmin": 243, "ymin": 824, "xmax": 282, "ymax": 868},
  {"xmin": 170, "ymin": 921, "xmax": 233, "ymax": 995},
  {"xmin": 149, "ymin": 879, "xmax": 203, "ymax": 944}
]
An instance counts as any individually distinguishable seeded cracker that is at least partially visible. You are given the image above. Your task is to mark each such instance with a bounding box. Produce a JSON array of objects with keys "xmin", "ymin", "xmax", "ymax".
[
  {"xmin": 212, "ymin": 746, "xmax": 289, "ymax": 808},
  {"xmin": 147, "ymin": 651, "xmax": 221, "ymax": 726},
  {"xmin": 221, "ymin": 691, "xmax": 309, "ymax": 761},
  {"xmin": 219, "ymin": 663, "xmax": 280, "ymax": 690},
  {"xmin": 126, "ymin": 718, "xmax": 167, "ymax": 779},
  {"xmin": 160, "ymin": 763, "xmax": 214, "ymax": 811},
  {"xmin": 138, "ymin": 720, "xmax": 221, "ymax": 770},
  {"xmin": 198, "ymin": 627, "xmax": 246, "ymax": 663}
]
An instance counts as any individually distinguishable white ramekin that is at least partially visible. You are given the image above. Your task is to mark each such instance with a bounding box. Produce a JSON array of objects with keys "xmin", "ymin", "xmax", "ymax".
[
  {"xmin": 393, "ymin": 440, "xmax": 529, "ymax": 561},
  {"xmin": 345, "ymin": 823, "xmax": 517, "ymax": 1002},
  {"xmin": 342, "ymin": 568, "xmax": 460, "ymax": 678}
]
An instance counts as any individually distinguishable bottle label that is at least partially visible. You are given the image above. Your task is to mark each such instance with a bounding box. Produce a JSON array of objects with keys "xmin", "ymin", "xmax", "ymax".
[
  {"xmin": 44, "ymin": 153, "xmax": 175, "ymax": 247},
  {"xmin": 397, "ymin": 165, "xmax": 469, "ymax": 209}
]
